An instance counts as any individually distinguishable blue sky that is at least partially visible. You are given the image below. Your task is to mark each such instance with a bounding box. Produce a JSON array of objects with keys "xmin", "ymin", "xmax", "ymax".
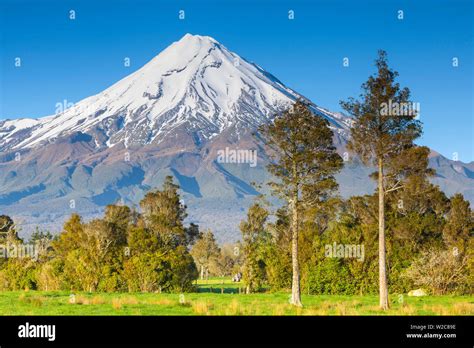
[{"xmin": 1, "ymin": 0, "xmax": 473, "ymax": 161}]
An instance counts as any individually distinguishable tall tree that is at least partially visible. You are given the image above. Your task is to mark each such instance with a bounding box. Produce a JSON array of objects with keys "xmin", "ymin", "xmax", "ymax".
[
  {"xmin": 124, "ymin": 177, "xmax": 199, "ymax": 292},
  {"xmin": 259, "ymin": 101, "xmax": 343, "ymax": 306},
  {"xmin": 52, "ymin": 213, "xmax": 85, "ymax": 259},
  {"xmin": 104, "ymin": 204, "xmax": 131, "ymax": 234},
  {"xmin": 341, "ymin": 50, "xmax": 430, "ymax": 309},
  {"xmin": 140, "ymin": 176, "xmax": 189, "ymax": 249}
]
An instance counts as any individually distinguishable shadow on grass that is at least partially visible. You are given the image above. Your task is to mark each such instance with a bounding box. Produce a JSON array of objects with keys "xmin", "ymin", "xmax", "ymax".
[{"xmin": 197, "ymin": 286, "xmax": 241, "ymax": 294}]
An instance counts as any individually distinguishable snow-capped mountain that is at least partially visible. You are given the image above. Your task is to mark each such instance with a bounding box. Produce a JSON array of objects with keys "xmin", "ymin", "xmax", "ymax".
[
  {"xmin": 0, "ymin": 34, "xmax": 349, "ymax": 152},
  {"xmin": 0, "ymin": 34, "xmax": 472, "ymax": 242}
]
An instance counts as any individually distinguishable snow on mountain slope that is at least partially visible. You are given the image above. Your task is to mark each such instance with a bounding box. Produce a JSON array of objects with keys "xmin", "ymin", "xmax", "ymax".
[
  {"xmin": 0, "ymin": 118, "xmax": 40, "ymax": 146},
  {"xmin": 0, "ymin": 34, "xmax": 349, "ymax": 152}
]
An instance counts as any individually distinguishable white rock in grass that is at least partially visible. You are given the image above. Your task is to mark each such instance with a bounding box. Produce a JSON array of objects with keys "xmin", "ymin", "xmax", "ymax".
[{"xmin": 408, "ymin": 288, "xmax": 427, "ymax": 297}]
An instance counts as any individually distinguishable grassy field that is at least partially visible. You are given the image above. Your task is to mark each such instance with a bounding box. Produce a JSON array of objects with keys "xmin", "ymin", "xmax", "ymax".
[{"xmin": 0, "ymin": 278, "xmax": 472, "ymax": 315}]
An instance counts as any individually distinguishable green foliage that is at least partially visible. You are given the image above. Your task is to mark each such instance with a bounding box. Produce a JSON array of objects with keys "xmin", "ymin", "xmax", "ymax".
[
  {"xmin": 123, "ymin": 247, "xmax": 197, "ymax": 293},
  {"xmin": 304, "ymin": 259, "xmax": 355, "ymax": 295},
  {"xmin": 264, "ymin": 245, "xmax": 292, "ymax": 291},
  {"xmin": 259, "ymin": 101, "xmax": 343, "ymax": 201},
  {"xmin": 122, "ymin": 252, "xmax": 170, "ymax": 292},
  {"xmin": 240, "ymin": 200, "xmax": 270, "ymax": 293},
  {"xmin": 296, "ymin": 199, "xmax": 379, "ymax": 295},
  {"xmin": 140, "ymin": 176, "xmax": 189, "ymax": 248},
  {"xmin": 164, "ymin": 246, "xmax": 199, "ymax": 292},
  {"xmin": 0, "ymin": 258, "xmax": 37, "ymax": 290},
  {"xmin": 35, "ymin": 259, "xmax": 64, "ymax": 291},
  {"xmin": 29, "ymin": 228, "xmax": 54, "ymax": 244},
  {"xmin": 1, "ymin": 176, "xmax": 471, "ymax": 296},
  {"xmin": 241, "ymin": 188, "xmax": 472, "ymax": 296},
  {"xmin": 190, "ymin": 230, "xmax": 220, "ymax": 280},
  {"xmin": 443, "ymin": 193, "xmax": 473, "ymax": 255},
  {"xmin": 264, "ymin": 207, "xmax": 291, "ymax": 290},
  {"xmin": 341, "ymin": 50, "xmax": 423, "ymax": 167},
  {"xmin": 0, "ymin": 177, "xmax": 198, "ymax": 293}
]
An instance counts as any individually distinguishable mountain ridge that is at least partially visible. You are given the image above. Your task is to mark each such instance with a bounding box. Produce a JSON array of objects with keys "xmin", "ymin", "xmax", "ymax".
[{"xmin": 0, "ymin": 33, "xmax": 349, "ymax": 153}]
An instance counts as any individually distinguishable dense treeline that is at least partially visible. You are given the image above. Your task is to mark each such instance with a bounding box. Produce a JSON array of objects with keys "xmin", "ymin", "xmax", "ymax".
[
  {"xmin": 0, "ymin": 177, "xmax": 202, "ymax": 292},
  {"xmin": 239, "ymin": 191, "xmax": 472, "ymax": 297},
  {"xmin": 0, "ymin": 182, "xmax": 471, "ymax": 296},
  {"xmin": 0, "ymin": 176, "xmax": 246, "ymax": 293}
]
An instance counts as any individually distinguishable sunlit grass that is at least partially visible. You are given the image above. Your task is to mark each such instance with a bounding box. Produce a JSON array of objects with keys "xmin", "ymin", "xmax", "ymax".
[{"xmin": 0, "ymin": 278, "xmax": 471, "ymax": 315}]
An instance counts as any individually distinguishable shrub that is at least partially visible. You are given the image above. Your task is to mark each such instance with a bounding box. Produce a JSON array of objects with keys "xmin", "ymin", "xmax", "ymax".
[
  {"xmin": 36, "ymin": 259, "xmax": 63, "ymax": 291},
  {"xmin": 403, "ymin": 248, "xmax": 470, "ymax": 295}
]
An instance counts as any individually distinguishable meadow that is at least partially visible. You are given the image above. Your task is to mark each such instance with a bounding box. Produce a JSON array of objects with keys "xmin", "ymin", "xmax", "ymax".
[{"xmin": 0, "ymin": 278, "xmax": 472, "ymax": 316}]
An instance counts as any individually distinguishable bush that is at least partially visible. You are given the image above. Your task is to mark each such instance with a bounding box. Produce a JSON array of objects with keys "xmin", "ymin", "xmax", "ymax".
[
  {"xmin": 303, "ymin": 259, "xmax": 356, "ymax": 295},
  {"xmin": 403, "ymin": 248, "xmax": 470, "ymax": 295},
  {"xmin": 36, "ymin": 259, "xmax": 63, "ymax": 291},
  {"xmin": 122, "ymin": 252, "xmax": 170, "ymax": 292},
  {"xmin": 0, "ymin": 258, "xmax": 38, "ymax": 290},
  {"xmin": 123, "ymin": 247, "xmax": 197, "ymax": 293}
]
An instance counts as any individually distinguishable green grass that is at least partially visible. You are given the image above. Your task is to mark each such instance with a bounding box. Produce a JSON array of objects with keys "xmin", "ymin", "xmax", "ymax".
[{"xmin": 0, "ymin": 278, "xmax": 472, "ymax": 316}]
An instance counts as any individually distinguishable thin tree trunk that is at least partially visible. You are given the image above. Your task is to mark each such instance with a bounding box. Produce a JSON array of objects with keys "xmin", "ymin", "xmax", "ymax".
[
  {"xmin": 290, "ymin": 192, "xmax": 302, "ymax": 307},
  {"xmin": 200, "ymin": 265, "xmax": 204, "ymax": 280},
  {"xmin": 378, "ymin": 158, "xmax": 389, "ymax": 310}
]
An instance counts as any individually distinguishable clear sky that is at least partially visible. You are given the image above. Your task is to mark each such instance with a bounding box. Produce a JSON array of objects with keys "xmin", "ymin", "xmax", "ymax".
[{"xmin": 1, "ymin": 0, "xmax": 473, "ymax": 161}]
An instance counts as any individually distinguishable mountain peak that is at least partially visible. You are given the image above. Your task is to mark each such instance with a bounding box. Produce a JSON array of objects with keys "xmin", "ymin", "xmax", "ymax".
[
  {"xmin": 162, "ymin": 33, "xmax": 220, "ymax": 60},
  {"xmin": 153, "ymin": 33, "xmax": 222, "ymax": 68},
  {"xmin": 179, "ymin": 33, "xmax": 218, "ymax": 43},
  {"xmin": 0, "ymin": 34, "xmax": 349, "ymax": 152}
]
